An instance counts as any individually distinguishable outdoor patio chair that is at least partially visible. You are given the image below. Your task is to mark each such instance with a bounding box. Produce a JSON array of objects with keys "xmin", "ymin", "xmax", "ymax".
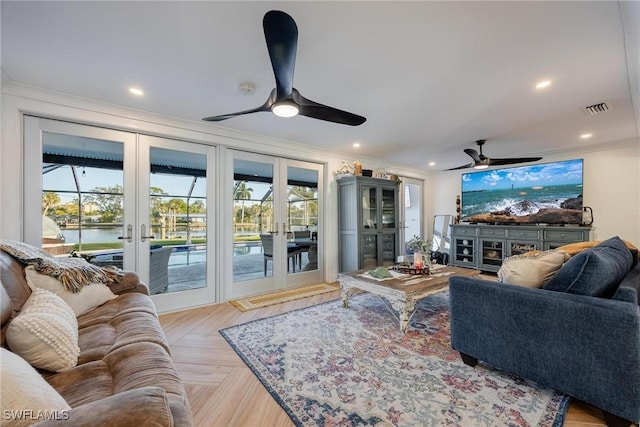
[
  {"xmin": 260, "ymin": 234, "xmax": 301, "ymax": 275},
  {"xmin": 293, "ymin": 230, "xmax": 313, "ymax": 269},
  {"xmin": 149, "ymin": 246, "xmax": 172, "ymax": 295}
]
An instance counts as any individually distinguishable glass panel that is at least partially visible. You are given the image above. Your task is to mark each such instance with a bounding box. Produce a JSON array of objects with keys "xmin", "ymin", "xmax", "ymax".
[
  {"xmin": 233, "ymin": 159, "xmax": 274, "ymax": 282},
  {"xmin": 148, "ymin": 147, "xmax": 207, "ymax": 294},
  {"xmin": 362, "ymin": 234, "xmax": 378, "ymax": 268},
  {"xmin": 455, "ymin": 238, "xmax": 474, "ymax": 264},
  {"xmin": 381, "ymin": 188, "xmax": 396, "ymax": 228},
  {"xmin": 287, "ymin": 166, "xmax": 319, "ymax": 274},
  {"xmin": 361, "ymin": 186, "xmax": 377, "ymax": 230},
  {"xmin": 481, "ymin": 240, "xmax": 503, "ymax": 266},
  {"xmin": 41, "ymin": 133, "xmax": 124, "ymax": 257},
  {"xmin": 403, "ymin": 182, "xmax": 421, "ymax": 253},
  {"xmin": 380, "ymin": 234, "xmax": 396, "ymax": 266}
]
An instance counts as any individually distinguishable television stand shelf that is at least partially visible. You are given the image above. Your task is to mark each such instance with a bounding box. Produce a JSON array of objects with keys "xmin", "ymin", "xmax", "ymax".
[{"xmin": 449, "ymin": 224, "xmax": 592, "ymax": 272}]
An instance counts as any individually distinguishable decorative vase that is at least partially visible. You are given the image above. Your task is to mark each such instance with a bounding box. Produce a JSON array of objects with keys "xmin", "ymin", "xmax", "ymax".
[
  {"xmin": 354, "ymin": 160, "xmax": 362, "ymax": 176},
  {"xmin": 413, "ymin": 251, "xmax": 425, "ymax": 268}
]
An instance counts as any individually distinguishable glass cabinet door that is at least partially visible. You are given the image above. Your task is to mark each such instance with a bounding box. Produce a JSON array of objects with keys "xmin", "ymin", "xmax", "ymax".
[
  {"xmin": 380, "ymin": 234, "xmax": 396, "ymax": 266},
  {"xmin": 481, "ymin": 239, "xmax": 504, "ymax": 267},
  {"xmin": 362, "ymin": 234, "xmax": 378, "ymax": 268},
  {"xmin": 361, "ymin": 186, "xmax": 378, "ymax": 230},
  {"xmin": 455, "ymin": 238, "xmax": 475, "ymax": 264},
  {"xmin": 381, "ymin": 187, "xmax": 396, "ymax": 229}
]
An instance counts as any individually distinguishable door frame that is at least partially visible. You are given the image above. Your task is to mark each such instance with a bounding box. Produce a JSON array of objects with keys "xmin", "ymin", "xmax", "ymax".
[
  {"xmin": 280, "ymin": 158, "xmax": 324, "ymax": 287},
  {"xmin": 24, "ymin": 117, "xmax": 218, "ymax": 312},
  {"xmin": 23, "ymin": 117, "xmax": 137, "ymax": 268},
  {"xmin": 223, "ymin": 150, "xmax": 324, "ymax": 300},
  {"xmin": 398, "ymin": 177, "xmax": 424, "ymax": 256},
  {"xmin": 138, "ymin": 135, "xmax": 217, "ymax": 312}
]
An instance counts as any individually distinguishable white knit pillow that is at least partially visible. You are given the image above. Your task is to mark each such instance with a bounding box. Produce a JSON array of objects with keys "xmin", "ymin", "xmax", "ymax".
[
  {"xmin": 25, "ymin": 266, "xmax": 117, "ymax": 316},
  {"xmin": 6, "ymin": 288, "xmax": 79, "ymax": 372},
  {"xmin": 0, "ymin": 348, "xmax": 71, "ymax": 427}
]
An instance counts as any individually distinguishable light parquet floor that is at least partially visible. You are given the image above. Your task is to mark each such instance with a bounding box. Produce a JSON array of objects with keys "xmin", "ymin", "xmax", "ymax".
[{"xmin": 159, "ymin": 289, "xmax": 607, "ymax": 427}]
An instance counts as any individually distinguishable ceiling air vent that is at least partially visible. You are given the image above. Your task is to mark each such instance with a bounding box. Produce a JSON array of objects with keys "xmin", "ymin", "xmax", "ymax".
[{"xmin": 583, "ymin": 101, "xmax": 612, "ymax": 115}]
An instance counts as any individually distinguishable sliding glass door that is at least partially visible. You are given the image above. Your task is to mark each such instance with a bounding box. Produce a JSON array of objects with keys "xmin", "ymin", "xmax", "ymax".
[{"xmin": 229, "ymin": 151, "xmax": 323, "ymax": 299}]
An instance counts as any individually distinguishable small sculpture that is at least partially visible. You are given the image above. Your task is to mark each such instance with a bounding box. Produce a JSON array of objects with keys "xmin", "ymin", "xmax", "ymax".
[{"xmin": 335, "ymin": 161, "xmax": 355, "ymax": 178}]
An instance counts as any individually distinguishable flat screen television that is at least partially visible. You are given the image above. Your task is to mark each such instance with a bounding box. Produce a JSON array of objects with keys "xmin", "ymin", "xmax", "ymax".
[{"xmin": 461, "ymin": 159, "xmax": 584, "ymax": 225}]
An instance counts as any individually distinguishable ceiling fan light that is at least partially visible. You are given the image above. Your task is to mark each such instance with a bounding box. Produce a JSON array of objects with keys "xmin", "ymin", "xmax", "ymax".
[
  {"xmin": 474, "ymin": 164, "xmax": 489, "ymax": 170},
  {"xmin": 272, "ymin": 101, "xmax": 299, "ymax": 118}
]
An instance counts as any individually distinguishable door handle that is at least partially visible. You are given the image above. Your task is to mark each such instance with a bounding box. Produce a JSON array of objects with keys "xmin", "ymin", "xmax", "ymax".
[
  {"xmin": 117, "ymin": 224, "xmax": 133, "ymax": 243},
  {"xmin": 140, "ymin": 224, "xmax": 155, "ymax": 242},
  {"xmin": 269, "ymin": 222, "xmax": 279, "ymax": 235}
]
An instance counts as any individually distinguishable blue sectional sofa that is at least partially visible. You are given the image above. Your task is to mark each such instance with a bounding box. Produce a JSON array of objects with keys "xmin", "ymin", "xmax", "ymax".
[{"xmin": 449, "ymin": 236, "xmax": 640, "ymax": 427}]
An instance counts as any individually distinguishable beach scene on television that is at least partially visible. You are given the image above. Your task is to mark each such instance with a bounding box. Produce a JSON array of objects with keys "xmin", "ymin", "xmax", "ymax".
[{"xmin": 461, "ymin": 159, "xmax": 584, "ymax": 225}]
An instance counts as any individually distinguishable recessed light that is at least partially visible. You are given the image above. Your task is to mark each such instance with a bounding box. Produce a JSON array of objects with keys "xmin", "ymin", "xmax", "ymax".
[
  {"xmin": 428, "ymin": 161, "xmax": 436, "ymax": 167},
  {"xmin": 352, "ymin": 142, "xmax": 361, "ymax": 148},
  {"xmin": 580, "ymin": 133, "xmax": 593, "ymax": 139},
  {"xmin": 535, "ymin": 80, "xmax": 551, "ymax": 89},
  {"xmin": 129, "ymin": 87, "xmax": 144, "ymax": 96}
]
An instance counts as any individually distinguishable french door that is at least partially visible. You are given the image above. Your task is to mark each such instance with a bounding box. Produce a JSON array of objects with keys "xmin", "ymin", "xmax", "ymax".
[
  {"xmin": 228, "ymin": 150, "xmax": 323, "ymax": 299},
  {"xmin": 399, "ymin": 177, "xmax": 424, "ymax": 255},
  {"xmin": 24, "ymin": 117, "xmax": 215, "ymax": 311}
]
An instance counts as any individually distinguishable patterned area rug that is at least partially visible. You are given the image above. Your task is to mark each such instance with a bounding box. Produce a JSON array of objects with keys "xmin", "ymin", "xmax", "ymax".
[
  {"xmin": 220, "ymin": 292, "xmax": 568, "ymax": 427},
  {"xmin": 229, "ymin": 283, "xmax": 339, "ymax": 312}
]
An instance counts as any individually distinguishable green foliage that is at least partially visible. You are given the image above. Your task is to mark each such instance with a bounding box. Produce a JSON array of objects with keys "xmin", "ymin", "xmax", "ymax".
[
  {"xmin": 42, "ymin": 192, "xmax": 61, "ymax": 216},
  {"xmin": 407, "ymin": 235, "xmax": 431, "ymax": 253},
  {"xmin": 73, "ymin": 242, "xmax": 123, "ymax": 251},
  {"xmin": 190, "ymin": 200, "xmax": 206, "ymax": 214},
  {"xmin": 84, "ymin": 185, "xmax": 124, "ymax": 222}
]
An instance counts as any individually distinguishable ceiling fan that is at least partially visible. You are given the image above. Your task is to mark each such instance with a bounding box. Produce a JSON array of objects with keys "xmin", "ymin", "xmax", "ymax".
[
  {"xmin": 445, "ymin": 140, "xmax": 543, "ymax": 170},
  {"xmin": 203, "ymin": 10, "xmax": 366, "ymax": 126}
]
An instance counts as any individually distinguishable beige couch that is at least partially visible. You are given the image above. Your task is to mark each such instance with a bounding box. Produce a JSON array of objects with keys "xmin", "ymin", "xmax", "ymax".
[{"xmin": 0, "ymin": 250, "xmax": 193, "ymax": 426}]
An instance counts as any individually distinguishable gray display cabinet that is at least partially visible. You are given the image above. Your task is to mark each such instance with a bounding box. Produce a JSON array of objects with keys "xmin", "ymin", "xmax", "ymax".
[
  {"xmin": 450, "ymin": 223, "xmax": 592, "ymax": 272},
  {"xmin": 338, "ymin": 176, "xmax": 400, "ymax": 272}
]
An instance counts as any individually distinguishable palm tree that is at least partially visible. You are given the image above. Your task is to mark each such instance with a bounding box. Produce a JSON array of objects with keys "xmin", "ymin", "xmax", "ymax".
[
  {"xmin": 288, "ymin": 186, "xmax": 318, "ymax": 226},
  {"xmin": 42, "ymin": 192, "xmax": 61, "ymax": 216},
  {"xmin": 233, "ymin": 181, "xmax": 253, "ymax": 225}
]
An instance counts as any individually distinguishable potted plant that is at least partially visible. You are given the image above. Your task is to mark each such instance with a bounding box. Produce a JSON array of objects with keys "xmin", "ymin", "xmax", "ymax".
[{"xmin": 406, "ymin": 235, "xmax": 431, "ymax": 269}]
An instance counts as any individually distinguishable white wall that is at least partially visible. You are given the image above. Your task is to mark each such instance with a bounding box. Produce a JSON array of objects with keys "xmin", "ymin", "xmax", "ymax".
[{"xmin": 429, "ymin": 141, "xmax": 640, "ymax": 245}]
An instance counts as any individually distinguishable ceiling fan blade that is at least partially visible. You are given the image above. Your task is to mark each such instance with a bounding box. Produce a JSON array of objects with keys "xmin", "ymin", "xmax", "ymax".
[
  {"xmin": 444, "ymin": 163, "xmax": 475, "ymax": 171},
  {"xmin": 448, "ymin": 139, "xmax": 543, "ymax": 170},
  {"xmin": 202, "ymin": 90, "xmax": 275, "ymax": 122},
  {"xmin": 203, "ymin": 12, "xmax": 364, "ymax": 126},
  {"xmin": 263, "ymin": 10, "xmax": 298, "ymax": 100},
  {"xmin": 487, "ymin": 157, "xmax": 543, "ymax": 166},
  {"xmin": 463, "ymin": 148, "xmax": 482, "ymax": 164},
  {"xmin": 293, "ymin": 89, "xmax": 366, "ymax": 126}
]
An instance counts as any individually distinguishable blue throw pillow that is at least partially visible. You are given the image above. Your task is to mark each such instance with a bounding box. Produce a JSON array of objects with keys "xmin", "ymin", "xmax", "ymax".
[{"xmin": 543, "ymin": 236, "xmax": 633, "ymax": 297}]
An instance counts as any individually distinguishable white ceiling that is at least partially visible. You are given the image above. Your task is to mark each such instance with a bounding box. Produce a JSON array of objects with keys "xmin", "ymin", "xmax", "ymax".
[{"xmin": 2, "ymin": 1, "xmax": 639, "ymax": 171}]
